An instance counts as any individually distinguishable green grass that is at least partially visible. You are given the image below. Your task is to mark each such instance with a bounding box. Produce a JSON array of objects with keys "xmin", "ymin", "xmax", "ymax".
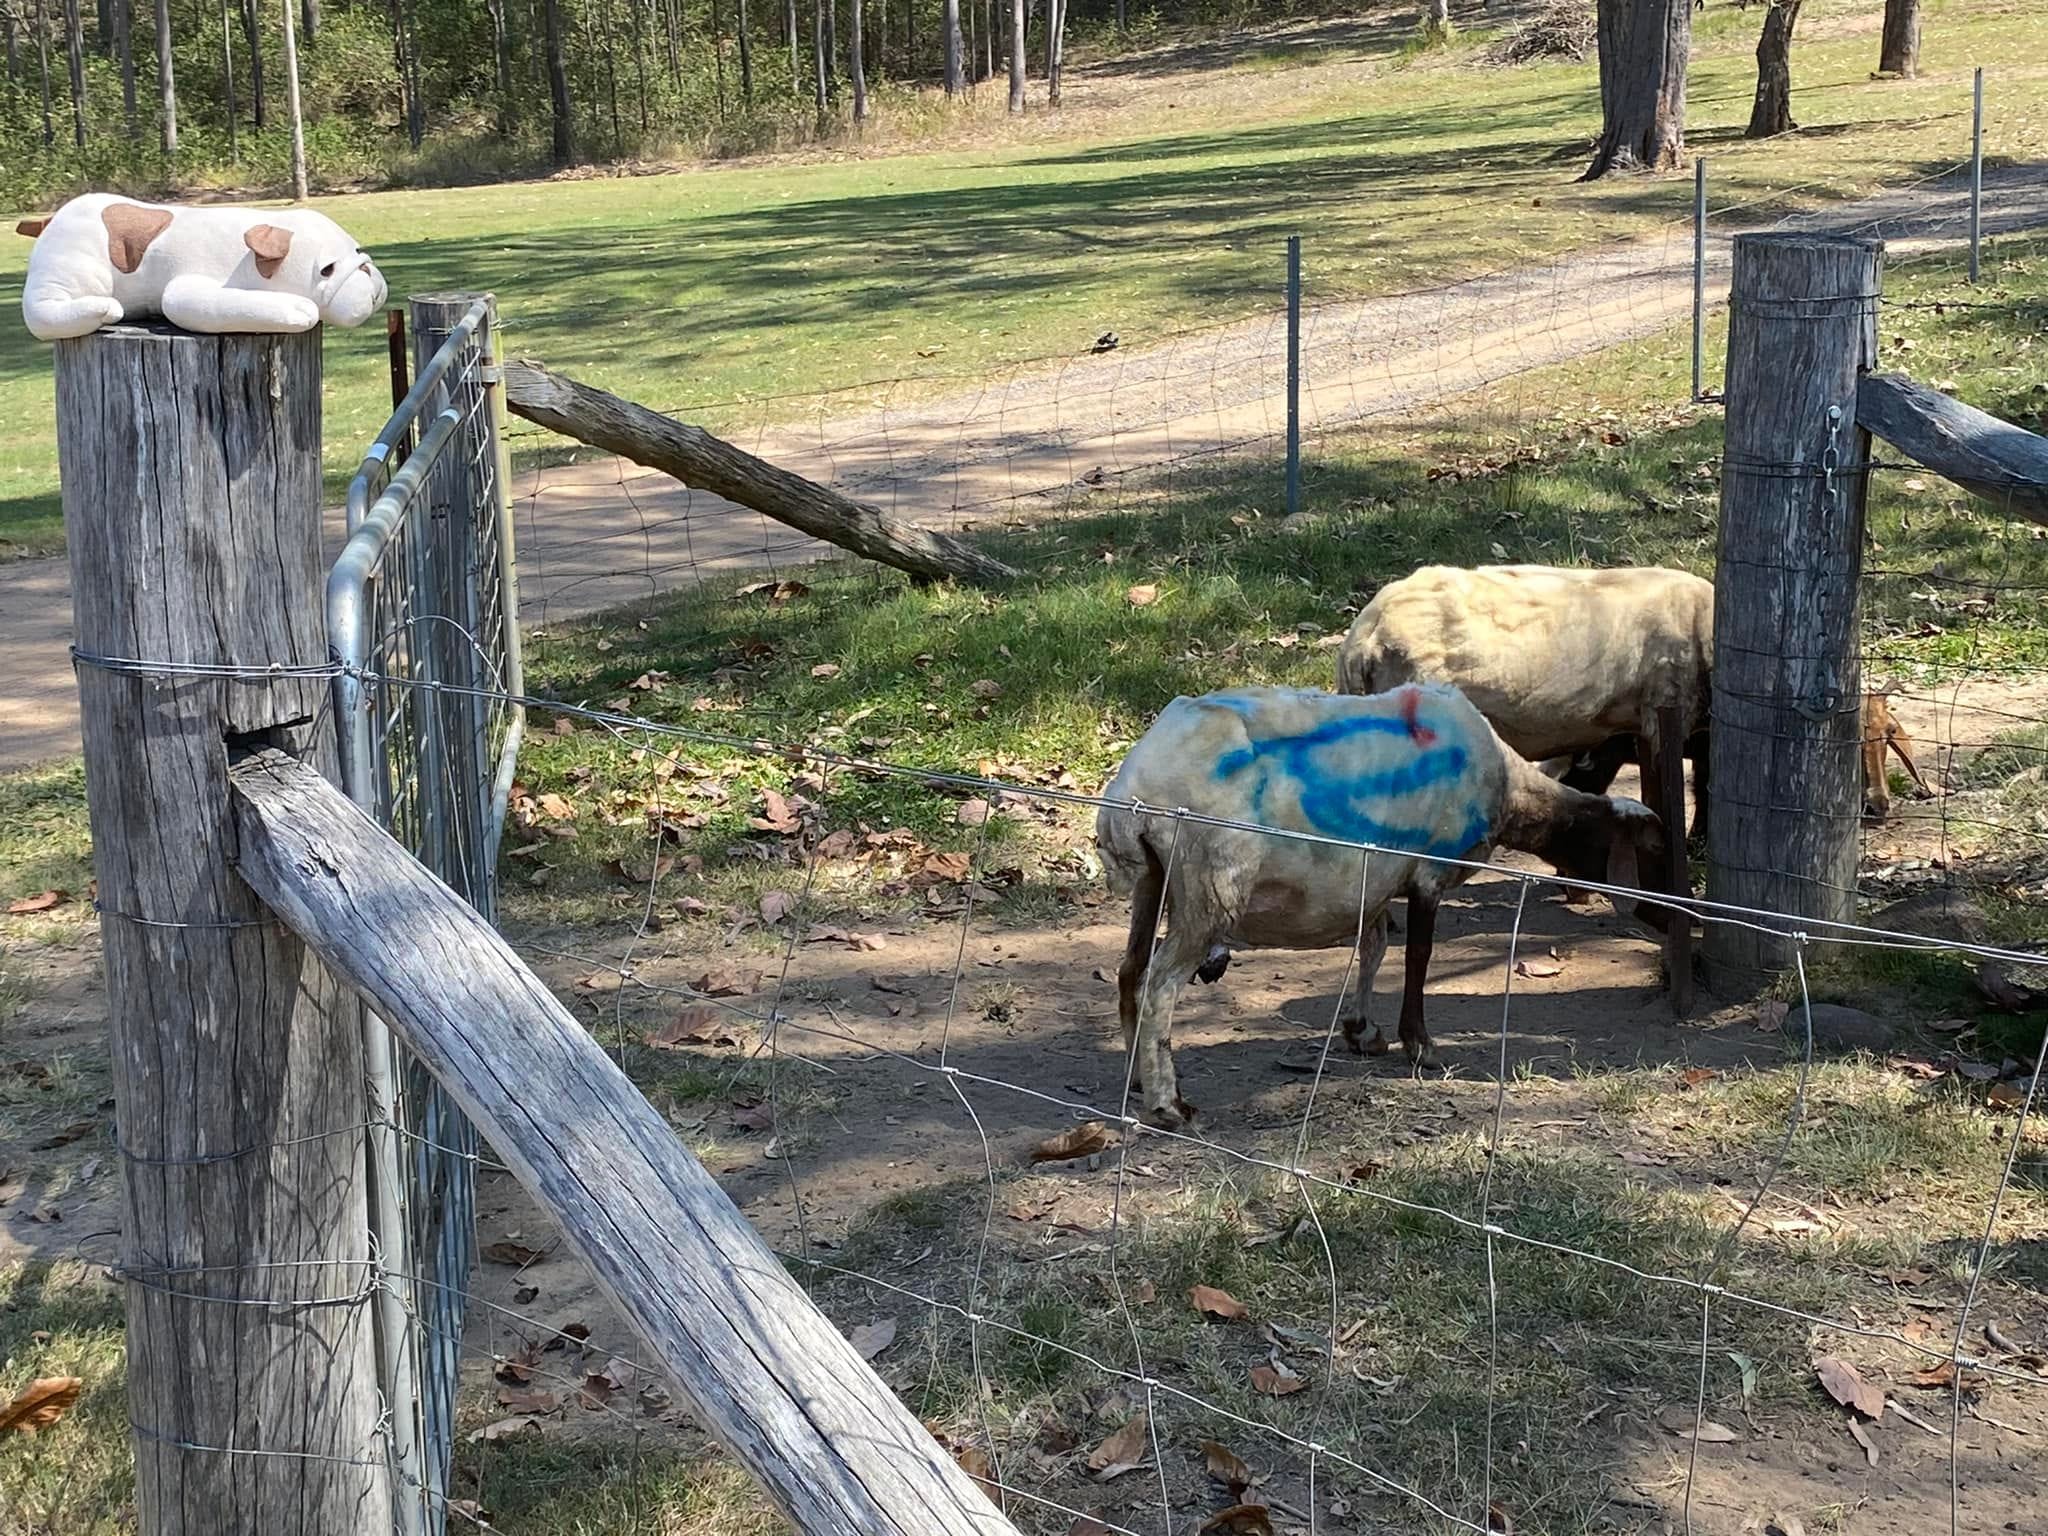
[
  {"xmin": 4, "ymin": 0, "xmax": 2045, "ymax": 559},
  {"xmin": 0, "ymin": 1264, "xmax": 132, "ymax": 1536},
  {"xmin": 0, "ymin": 759, "xmax": 94, "ymax": 914}
]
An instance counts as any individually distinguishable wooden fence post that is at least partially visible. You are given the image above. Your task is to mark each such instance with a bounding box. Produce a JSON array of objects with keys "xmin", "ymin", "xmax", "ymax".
[
  {"xmin": 55, "ymin": 325, "xmax": 393, "ymax": 1533},
  {"xmin": 1703, "ymin": 233, "xmax": 1882, "ymax": 991}
]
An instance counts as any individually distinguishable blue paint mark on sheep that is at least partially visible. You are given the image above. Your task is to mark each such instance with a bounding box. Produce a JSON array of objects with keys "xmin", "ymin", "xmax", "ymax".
[{"xmin": 1209, "ymin": 702, "xmax": 1493, "ymax": 859}]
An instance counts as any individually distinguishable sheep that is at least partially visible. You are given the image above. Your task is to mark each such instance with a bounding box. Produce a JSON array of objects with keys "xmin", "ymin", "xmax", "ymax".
[
  {"xmin": 1336, "ymin": 563, "xmax": 1714, "ymax": 840},
  {"xmin": 1861, "ymin": 688, "xmax": 1936, "ymax": 819},
  {"xmin": 1096, "ymin": 683, "xmax": 1667, "ymax": 1128}
]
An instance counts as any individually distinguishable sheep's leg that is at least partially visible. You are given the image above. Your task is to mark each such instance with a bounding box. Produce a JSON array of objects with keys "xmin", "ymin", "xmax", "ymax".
[
  {"xmin": 1686, "ymin": 730, "xmax": 1711, "ymax": 842},
  {"xmin": 1344, "ymin": 906, "xmax": 1391, "ymax": 1055},
  {"xmin": 1396, "ymin": 891, "xmax": 1441, "ymax": 1072},
  {"xmin": 1116, "ymin": 852, "xmax": 1168, "ymax": 1095},
  {"xmin": 1134, "ymin": 925, "xmax": 1207, "ymax": 1129}
]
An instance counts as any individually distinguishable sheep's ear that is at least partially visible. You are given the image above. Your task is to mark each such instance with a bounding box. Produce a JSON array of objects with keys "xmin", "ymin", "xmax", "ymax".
[
  {"xmin": 244, "ymin": 223, "xmax": 293, "ymax": 278},
  {"xmin": 1605, "ymin": 798, "xmax": 1661, "ymax": 896}
]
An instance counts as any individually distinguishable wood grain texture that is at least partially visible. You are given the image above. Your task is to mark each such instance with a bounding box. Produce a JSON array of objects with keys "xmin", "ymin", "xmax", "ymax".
[
  {"xmin": 1703, "ymin": 235, "xmax": 1881, "ymax": 990},
  {"xmin": 56, "ymin": 325, "xmax": 392, "ymax": 1533},
  {"xmin": 227, "ymin": 750, "xmax": 1018, "ymax": 1536},
  {"xmin": 1857, "ymin": 371, "xmax": 2048, "ymax": 523},
  {"xmin": 502, "ymin": 358, "xmax": 1018, "ymax": 588}
]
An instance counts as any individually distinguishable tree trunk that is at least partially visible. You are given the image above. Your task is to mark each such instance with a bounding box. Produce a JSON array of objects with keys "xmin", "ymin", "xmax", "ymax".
[
  {"xmin": 60, "ymin": 0, "xmax": 83, "ymax": 146},
  {"xmin": 35, "ymin": 0, "xmax": 53, "ymax": 145},
  {"xmin": 1584, "ymin": 0, "xmax": 1690, "ymax": 178},
  {"xmin": 114, "ymin": 0, "xmax": 134, "ymax": 135},
  {"xmin": 630, "ymin": 0, "xmax": 649, "ymax": 129},
  {"xmin": 240, "ymin": 0, "xmax": 263, "ymax": 126},
  {"xmin": 1005, "ymin": 0, "xmax": 1020, "ymax": 110},
  {"xmin": 785, "ymin": 0, "xmax": 796, "ymax": 94},
  {"xmin": 1044, "ymin": 0, "xmax": 1062, "ymax": 105},
  {"xmin": 153, "ymin": 0, "xmax": 173, "ymax": 152},
  {"xmin": 903, "ymin": 0, "xmax": 912, "ymax": 77},
  {"xmin": 92, "ymin": 0, "xmax": 105, "ymax": 50},
  {"xmin": 542, "ymin": 0, "xmax": 572, "ymax": 162},
  {"xmin": 218, "ymin": 0, "xmax": 237, "ymax": 157},
  {"xmin": 709, "ymin": 0, "xmax": 727, "ymax": 113},
  {"xmin": 485, "ymin": 0, "xmax": 511, "ymax": 130},
  {"xmin": 384, "ymin": 0, "xmax": 417, "ymax": 146},
  {"xmin": 980, "ymin": 0, "xmax": 989, "ymax": 80},
  {"xmin": 848, "ymin": 0, "xmax": 865, "ymax": 119},
  {"xmin": 1114, "ymin": 0, "xmax": 1122, "ymax": 31},
  {"xmin": 961, "ymin": 0, "xmax": 972, "ymax": 83},
  {"xmin": 823, "ymin": 0, "xmax": 836, "ymax": 96},
  {"xmin": 1877, "ymin": 0, "xmax": 1917, "ymax": 78},
  {"xmin": 810, "ymin": 0, "xmax": 826, "ymax": 118},
  {"xmin": 4, "ymin": 3, "xmax": 17, "ymax": 80},
  {"xmin": 662, "ymin": 0, "xmax": 680, "ymax": 84},
  {"xmin": 941, "ymin": 0, "xmax": 958, "ymax": 92},
  {"xmin": 736, "ymin": 0, "xmax": 751, "ymax": 96},
  {"xmin": 299, "ymin": 0, "xmax": 314, "ymax": 40},
  {"xmin": 597, "ymin": 0, "xmax": 622, "ymax": 152},
  {"xmin": 280, "ymin": 0, "xmax": 306, "ymax": 196},
  {"xmin": 1745, "ymin": 0, "xmax": 1800, "ymax": 139}
]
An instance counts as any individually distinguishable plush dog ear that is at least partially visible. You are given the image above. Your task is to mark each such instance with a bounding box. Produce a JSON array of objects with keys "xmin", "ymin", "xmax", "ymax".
[
  {"xmin": 244, "ymin": 223, "xmax": 294, "ymax": 279},
  {"xmin": 16, "ymin": 217, "xmax": 47, "ymax": 238}
]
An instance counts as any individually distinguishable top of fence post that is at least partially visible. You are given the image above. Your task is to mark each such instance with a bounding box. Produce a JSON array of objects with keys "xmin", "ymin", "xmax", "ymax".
[
  {"xmin": 53, "ymin": 322, "xmax": 394, "ymax": 1533},
  {"xmin": 1703, "ymin": 232, "xmax": 1883, "ymax": 995}
]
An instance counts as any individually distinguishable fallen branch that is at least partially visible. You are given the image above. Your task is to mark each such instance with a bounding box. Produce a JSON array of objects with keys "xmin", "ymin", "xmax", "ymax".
[
  {"xmin": 503, "ymin": 359, "xmax": 1017, "ymax": 588},
  {"xmin": 1858, "ymin": 372, "xmax": 2048, "ymax": 524}
]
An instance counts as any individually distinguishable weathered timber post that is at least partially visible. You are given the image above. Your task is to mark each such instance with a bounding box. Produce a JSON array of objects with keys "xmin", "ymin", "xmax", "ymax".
[
  {"xmin": 55, "ymin": 326, "xmax": 392, "ymax": 1531},
  {"xmin": 1703, "ymin": 234, "xmax": 1881, "ymax": 991}
]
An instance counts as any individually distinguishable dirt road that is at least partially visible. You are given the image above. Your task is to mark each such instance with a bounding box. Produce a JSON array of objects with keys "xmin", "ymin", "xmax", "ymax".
[{"xmin": 4, "ymin": 163, "xmax": 2044, "ymax": 771}]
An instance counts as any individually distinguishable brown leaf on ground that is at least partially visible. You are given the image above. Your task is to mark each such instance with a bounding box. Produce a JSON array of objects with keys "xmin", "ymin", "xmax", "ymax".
[
  {"xmin": 758, "ymin": 889, "xmax": 796, "ymax": 924},
  {"xmin": 1031, "ymin": 1122, "xmax": 1110, "ymax": 1163},
  {"xmin": 1064, "ymin": 1520, "xmax": 1112, "ymax": 1536},
  {"xmin": 750, "ymin": 789, "xmax": 803, "ymax": 834},
  {"xmin": 1905, "ymin": 1361, "xmax": 1986, "ymax": 1393},
  {"xmin": 1248, "ymin": 1363, "xmax": 1307, "ymax": 1397},
  {"xmin": 1125, "ymin": 584, "xmax": 1159, "ymax": 607},
  {"xmin": 693, "ymin": 967, "xmax": 762, "ymax": 997},
  {"xmin": 810, "ymin": 663, "xmax": 841, "ymax": 679},
  {"xmin": 917, "ymin": 850, "xmax": 974, "ymax": 884},
  {"xmin": 643, "ymin": 1006, "xmax": 738, "ymax": 1050},
  {"xmin": 1815, "ymin": 1356, "xmax": 1886, "ymax": 1420},
  {"xmin": 6, "ymin": 890, "xmax": 70, "ymax": 915},
  {"xmin": 1191, "ymin": 1284, "xmax": 1249, "ymax": 1322},
  {"xmin": 731, "ymin": 1104, "xmax": 775, "ymax": 1134},
  {"xmin": 1200, "ymin": 1439, "xmax": 1253, "ymax": 1493},
  {"xmin": 1487, "ymin": 1502, "xmax": 1516, "ymax": 1534},
  {"xmin": 1037, "ymin": 1420, "xmax": 1080, "ymax": 1454},
  {"xmin": 536, "ymin": 793, "xmax": 576, "ymax": 821},
  {"xmin": 1514, "ymin": 957, "xmax": 1563, "ymax": 979},
  {"xmin": 956, "ymin": 798, "xmax": 992, "ymax": 827},
  {"xmin": 848, "ymin": 1318, "xmax": 897, "ymax": 1361},
  {"xmin": 1875, "ymin": 1267, "xmax": 1933, "ymax": 1286},
  {"xmin": 494, "ymin": 1343, "xmax": 541, "ymax": 1383},
  {"xmin": 1986, "ymin": 1081, "xmax": 2031, "ymax": 1111},
  {"xmin": 576, "ymin": 969, "xmax": 623, "ymax": 993},
  {"xmin": 970, "ymin": 679, "xmax": 1004, "ymax": 700},
  {"xmin": 483, "ymin": 1240, "xmax": 548, "ymax": 1268},
  {"xmin": 29, "ymin": 1120, "xmax": 95, "ymax": 1151},
  {"xmin": 1677, "ymin": 1067, "xmax": 1718, "ymax": 1089},
  {"xmin": 468, "ymin": 1415, "xmax": 541, "ymax": 1444},
  {"xmin": 1086, "ymin": 1412, "xmax": 1150, "ymax": 1479},
  {"xmin": 1848, "ymin": 1416, "xmax": 1880, "ymax": 1466},
  {"xmin": 1669, "ymin": 1419, "xmax": 1740, "ymax": 1443},
  {"xmin": 494, "ymin": 1388, "xmax": 560, "ymax": 1414},
  {"xmin": 1199, "ymin": 1507, "xmax": 1276, "ymax": 1536},
  {"xmin": 514, "ymin": 1285, "xmax": 540, "ymax": 1306},
  {"xmin": 603, "ymin": 854, "xmax": 674, "ymax": 884},
  {"xmin": 1130, "ymin": 1279, "xmax": 1157, "ymax": 1304},
  {"xmin": 955, "ymin": 1445, "xmax": 999, "ymax": 1496},
  {"xmin": 0, "ymin": 1377, "xmax": 82, "ymax": 1435},
  {"xmin": 806, "ymin": 926, "xmax": 887, "ymax": 951}
]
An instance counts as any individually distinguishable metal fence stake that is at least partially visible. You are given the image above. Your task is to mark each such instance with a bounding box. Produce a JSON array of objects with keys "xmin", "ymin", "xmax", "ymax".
[
  {"xmin": 1286, "ymin": 234, "xmax": 1302, "ymax": 518},
  {"xmin": 1692, "ymin": 156, "xmax": 1707, "ymax": 402},
  {"xmin": 1969, "ymin": 66, "xmax": 1985, "ymax": 284}
]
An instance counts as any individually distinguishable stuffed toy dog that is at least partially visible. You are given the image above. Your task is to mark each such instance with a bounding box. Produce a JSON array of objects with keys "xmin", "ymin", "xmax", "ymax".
[{"xmin": 19, "ymin": 193, "xmax": 387, "ymax": 341}]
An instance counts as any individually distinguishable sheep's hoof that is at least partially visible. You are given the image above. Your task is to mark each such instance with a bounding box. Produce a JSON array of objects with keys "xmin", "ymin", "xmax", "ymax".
[
  {"xmin": 1403, "ymin": 1044, "xmax": 1441, "ymax": 1074},
  {"xmin": 1360, "ymin": 1031, "xmax": 1392, "ymax": 1057},
  {"xmin": 1142, "ymin": 1100, "xmax": 1187, "ymax": 1130}
]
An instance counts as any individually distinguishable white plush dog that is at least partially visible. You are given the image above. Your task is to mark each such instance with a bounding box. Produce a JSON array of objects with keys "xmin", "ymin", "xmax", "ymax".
[{"xmin": 19, "ymin": 193, "xmax": 388, "ymax": 341}]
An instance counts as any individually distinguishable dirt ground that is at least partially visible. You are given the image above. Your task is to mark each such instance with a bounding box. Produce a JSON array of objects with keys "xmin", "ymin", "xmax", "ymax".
[{"xmin": 5, "ymin": 685, "xmax": 2046, "ymax": 1533}]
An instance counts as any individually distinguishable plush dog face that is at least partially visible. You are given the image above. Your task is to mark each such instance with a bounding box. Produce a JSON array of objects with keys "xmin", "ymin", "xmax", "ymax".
[{"xmin": 270, "ymin": 210, "xmax": 388, "ymax": 327}]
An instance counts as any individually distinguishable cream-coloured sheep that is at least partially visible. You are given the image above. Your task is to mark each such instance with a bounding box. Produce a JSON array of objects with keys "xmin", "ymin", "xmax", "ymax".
[{"xmin": 1096, "ymin": 683, "xmax": 1667, "ymax": 1128}]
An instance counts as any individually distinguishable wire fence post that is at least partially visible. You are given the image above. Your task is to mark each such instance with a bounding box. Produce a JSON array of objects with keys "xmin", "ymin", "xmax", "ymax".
[
  {"xmin": 1969, "ymin": 65, "xmax": 1985, "ymax": 283},
  {"xmin": 1692, "ymin": 155, "xmax": 1707, "ymax": 402},
  {"xmin": 1704, "ymin": 232, "xmax": 1882, "ymax": 993},
  {"xmin": 1286, "ymin": 233, "xmax": 1302, "ymax": 518},
  {"xmin": 55, "ymin": 323, "xmax": 393, "ymax": 1532}
]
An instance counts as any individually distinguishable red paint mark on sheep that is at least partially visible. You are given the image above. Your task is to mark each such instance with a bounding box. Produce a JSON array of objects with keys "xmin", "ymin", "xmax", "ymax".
[{"xmin": 1399, "ymin": 687, "xmax": 1438, "ymax": 746}]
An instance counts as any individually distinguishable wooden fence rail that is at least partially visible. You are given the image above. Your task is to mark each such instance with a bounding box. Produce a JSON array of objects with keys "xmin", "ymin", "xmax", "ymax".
[{"xmin": 228, "ymin": 748, "xmax": 1019, "ymax": 1536}]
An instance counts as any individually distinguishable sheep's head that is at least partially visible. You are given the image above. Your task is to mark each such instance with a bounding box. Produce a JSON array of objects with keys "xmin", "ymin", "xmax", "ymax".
[{"xmin": 1550, "ymin": 795, "xmax": 1671, "ymax": 932}]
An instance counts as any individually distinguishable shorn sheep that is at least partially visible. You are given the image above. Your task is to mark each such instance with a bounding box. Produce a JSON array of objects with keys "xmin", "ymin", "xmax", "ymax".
[
  {"xmin": 1096, "ymin": 684, "xmax": 1667, "ymax": 1128},
  {"xmin": 1336, "ymin": 563, "xmax": 1930, "ymax": 829}
]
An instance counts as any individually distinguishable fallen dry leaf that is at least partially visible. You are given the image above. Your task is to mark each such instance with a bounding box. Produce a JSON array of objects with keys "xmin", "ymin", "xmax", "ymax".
[
  {"xmin": 970, "ymin": 679, "xmax": 1004, "ymax": 700},
  {"xmin": 29, "ymin": 1120, "xmax": 95, "ymax": 1151},
  {"xmin": 956, "ymin": 798, "xmax": 992, "ymax": 827},
  {"xmin": 1676, "ymin": 1420, "xmax": 1740, "ymax": 1442},
  {"xmin": 1487, "ymin": 1502, "xmax": 1516, "ymax": 1535},
  {"xmin": 731, "ymin": 1103, "xmax": 775, "ymax": 1134},
  {"xmin": 1125, "ymin": 583, "xmax": 1159, "ymax": 607},
  {"xmin": 1031, "ymin": 1122, "xmax": 1110, "ymax": 1164},
  {"xmin": 1905, "ymin": 1361, "xmax": 1986, "ymax": 1393},
  {"xmin": 955, "ymin": 1445, "xmax": 999, "ymax": 1496},
  {"xmin": 1815, "ymin": 1356, "xmax": 1886, "ymax": 1420},
  {"xmin": 1876, "ymin": 1267, "xmax": 1933, "ymax": 1287},
  {"xmin": 1191, "ymin": 1285, "xmax": 1249, "ymax": 1322},
  {"xmin": 758, "ymin": 889, "xmax": 796, "ymax": 924},
  {"xmin": 536, "ymin": 793, "xmax": 577, "ymax": 821},
  {"xmin": 467, "ymin": 1415, "xmax": 541, "ymax": 1444},
  {"xmin": 1848, "ymin": 1416, "xmax": 1880, "ymax": 1466},
  {"xmin": 810, "ymin": 663, "xmax": 841, "ymax": 679},
  {"xmin": 1086, "ymin": 1412, "xmax": 1150, "ymax": 1480},
  {"xmin": 917, "ymin": 850, "xmax": 974, "ymax": 884},
  {"xmin": 0, "ymin": 1377, "xmax": 82, "ymax": 1435},
  {"xmin": 1064, "ymin": 1521, "xmax": 1112, "ymax": 1536},
  {"xmin": 576, "ymin": 969, "xmax": 623, "ymax": 993},
  {"xmin": 494, "ymin": 1342, "xmax": 541, "ymax": 1384},
  {"xmin": 482, "ymin": 1241, "xmax": 548, "ymax": 1268},
  {"xmin": 805, "ymin": 926, "xmax": 887, "ymax": 951},
  {"xmin": 643, "ymin": 1006, "xmax": 738, "ymax": 1050},
  {"xmin": 1514, "ymin": 957, "xmax": 1563, "ymax": 979},
  {"xmin": 750, "ymin": 789, "xmax": 803, "ymax": 835},
  {"xmin": 1677, "ymin": 1067, "xmax": 1718, "ymax": 1089},
  {"xmin": 1248, "ymin": 1363, "xmax": 1307, "ymax": 1397},
  {"xmin": 6, "ymin": 890, "xmax": 70, "ymax": 916},
  {"xmin": 1130, "ymin": 1279, "xmax": 1157, "ymax": 1304},
  {"xmin": 494, "ymin": 1388, "xmax": 560, "ymax": 1414},
  {"xmin": 848, "ymin": 1318, "xmax": 898, "ymax": 1361},
  {"xmin": 1200, "ymin": 1439, "xmax": 1253, "ymax": 1493},
  {"xmin": 1199, "ymin": 1507, "xmax": 1276, "ymax": 1536},
  {"xmin": 693, "ymin": 967, "xmax": 761, "ymax": 998},
  {"xmin": 602, "ymin": 854, "xmax": 675, "ymax": 885}
]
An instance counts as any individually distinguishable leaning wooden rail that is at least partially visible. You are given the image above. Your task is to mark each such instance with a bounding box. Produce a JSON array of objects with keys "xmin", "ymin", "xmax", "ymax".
[
  {"xmin": 503, "ymin": 358, "xmax": 1018, "ymax": 588},
  {"xmin": 1857, "ymin": 371, "xmax": 2048, "ymax": 524},
  {"xmin": 227, "ymin": 748, "xmax": 1017, "ymax": 1536}
]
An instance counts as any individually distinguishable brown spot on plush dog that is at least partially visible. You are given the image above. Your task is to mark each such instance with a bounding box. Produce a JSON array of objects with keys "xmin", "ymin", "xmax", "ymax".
[
  {"xmin": 243, "ymin": 223, "xmax": 293, "ymax": 279},
  {"xmin": 100, "ymin": 203, "xmax": 174, "ymax": 275},
  {"xmin": 16, "ymin": 217, "xmax": 48, "ymax": 238}
]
